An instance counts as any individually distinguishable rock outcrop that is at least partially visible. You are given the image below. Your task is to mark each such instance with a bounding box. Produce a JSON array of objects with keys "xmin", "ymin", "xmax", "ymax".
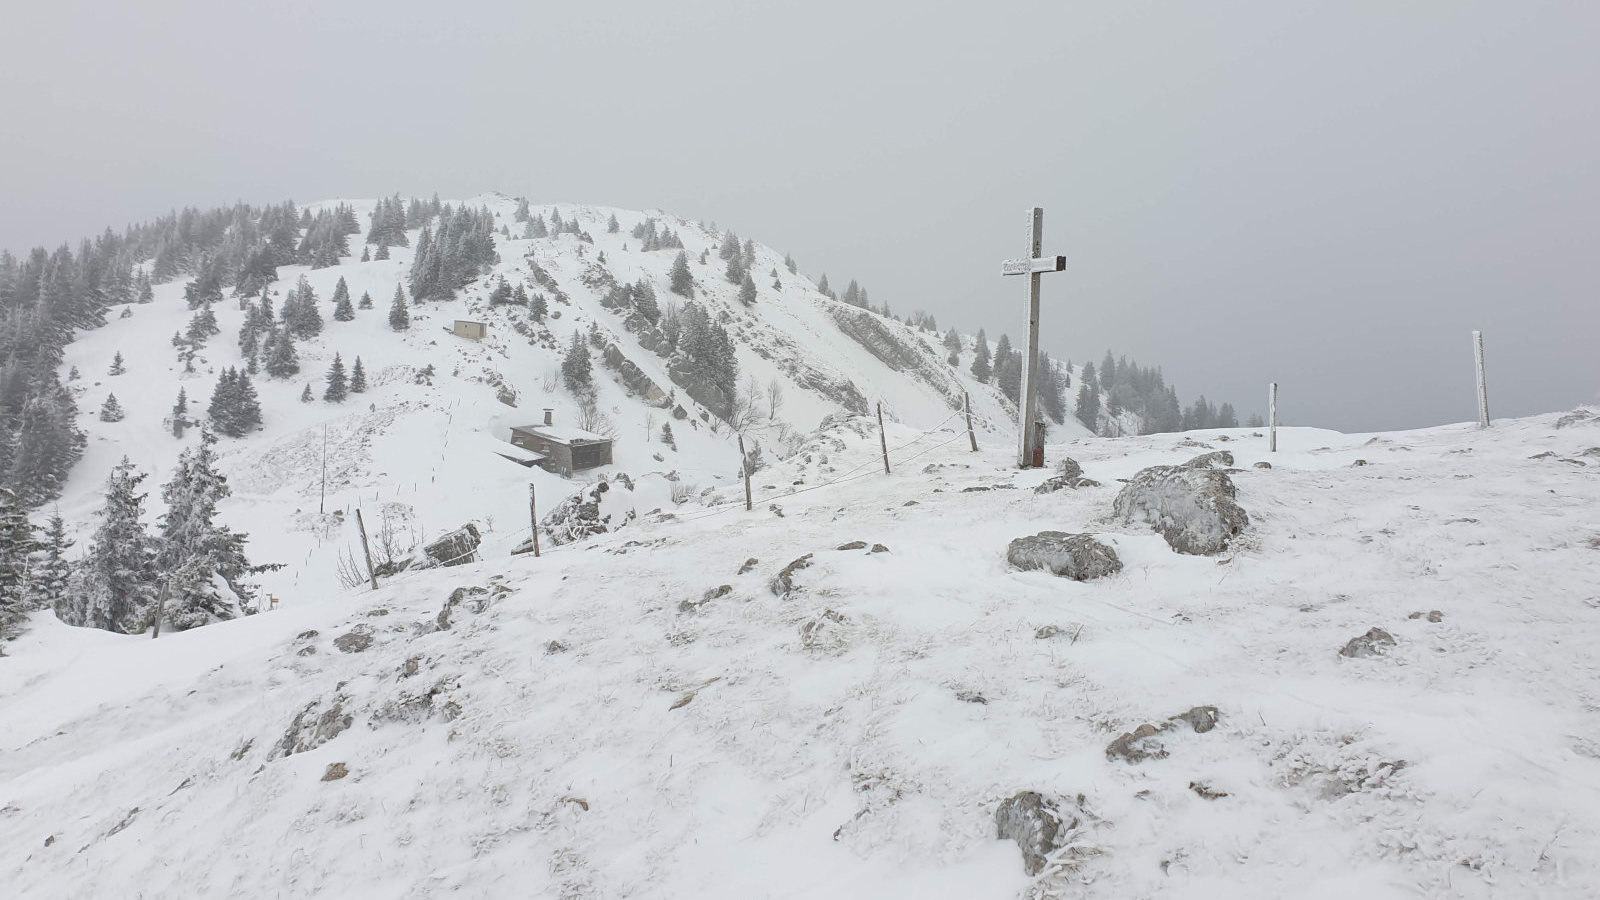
[
  {"xmin": 1112, "ymin": 464, "xmax": 1248, "ymax": 555},
  {"xmin": 995, "ymin": 791, "xmax": 1080, "ymax": 876}
]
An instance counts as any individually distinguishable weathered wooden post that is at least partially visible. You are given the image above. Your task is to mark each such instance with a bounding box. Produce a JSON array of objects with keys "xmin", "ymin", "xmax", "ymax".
[
  {"xmin": 355, "ymin": 508, "xmax": 379, "ymax": 589},
  {"xmin": 1000, "ymin": 208, "xmax": 1068, "ymax": 469},
  {"xmin": 527, "ymin": 484, "xmax": 541, "ymax": 558},
  {"xmin": 150, "ymin": 580, "xmax": 171, "ymax": 639},
  {"xmin": 738, "ymin": 434, "xmax": 752, "ymax": 511},
  {"xmin": 1269, "ymin": 382, "xmax": 1278, "ymax": 453},
  {"xmin": 1473, "ymin": 330, "xmax": 1490, "ymax": 428},
  {"xmin": 964, "ymin": 391, "xmax": 978, "ymax": 452},
  {"xmin": 877, "ymin": 403, "xmax": 890, "ymax": 475}
]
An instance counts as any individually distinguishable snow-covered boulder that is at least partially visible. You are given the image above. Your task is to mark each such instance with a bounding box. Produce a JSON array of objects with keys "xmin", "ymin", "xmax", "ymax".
[
  {"xmin": 538, "ymin": 473, "xmax": 677, "ymax": 547},
  {"xmin": 1339, "ymin": 626, "xmax": 1396, "ymax": 658},
  {"xmin": 421, "ymin": 523, "xmax": 481, "ymax": 567},
  {"xmin": 1007, "ymin": 532, "xmax": 1122, "ymax": 581},
  {"xmin": 1112, "ymin": 464, "xmax": 1248, "ymax": 555}
]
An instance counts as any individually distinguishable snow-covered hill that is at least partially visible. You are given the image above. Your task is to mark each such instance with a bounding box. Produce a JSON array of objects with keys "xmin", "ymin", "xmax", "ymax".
[
  {"xmin": 4, "ymin": 411, "xmax": 1600, "ymax": 898},
  {"xmin": 48, "ymin": 194, "xmax": 1084, "ymax": 607}
]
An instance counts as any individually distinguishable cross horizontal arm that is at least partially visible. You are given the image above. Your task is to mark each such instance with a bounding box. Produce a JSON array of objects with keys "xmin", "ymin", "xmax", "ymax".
[{"xmin": 1001, "ymin": 255, "xmax": 1067, "ymax": 276}]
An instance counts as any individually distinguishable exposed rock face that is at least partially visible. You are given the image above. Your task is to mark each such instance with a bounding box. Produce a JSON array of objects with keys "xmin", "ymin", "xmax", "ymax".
[
  {"xmin": 995, "ymin": 791, "xmax": 1079, "ymax": 876},
  {"xmin": 601, "ymin": 342, "xmax": 671, "ymax": 407},
  {"xmin": 271, "ymin": 695, "xmax": 353, "ymax": 760},
  {"xmin": 1112, "ymin": 465, "xmax": 1248, "ymax": 555},
  {"xmin": 1253, "ymin": 461, "xmax": 1272, "ymax": 469},
  {"xmin": 436, "ymin": 586, "xmax": 491, "ymax": 631},
  {"xmin": 1555, "ymin": 409, "xmax": 1597, "ymax": 429},
  {"xmin": 1035, "ymin": 457, "xmax": 1099, "ymax": 493},
  {"xmin": 826, "ymin": 305, "xmax": 963, "ymax": 410},
  {"xmin": 542, "ymin": 481, "xmax": 613, "ymax": 546},
  {"xmin": 665, "ymin": 358, "xmax": 733, "ymax": 420},
  {"xmin": 1007, "ymin": 532, "xmax": 1123, "ymax": 581},
  {"xmin": 1105, "ymin": 706, "xmax": 1221, "ymax": 763},
  {"xmin": 422, "ymin": 524, "xmax": 481, "ymax": 567},
  {"xmin": 1339, "ymin": 627, "xmax": 1396, "ymax": 658},
  {"xmin": 333, "ymin": 626, "xmax": 374, "ymax": 653}
]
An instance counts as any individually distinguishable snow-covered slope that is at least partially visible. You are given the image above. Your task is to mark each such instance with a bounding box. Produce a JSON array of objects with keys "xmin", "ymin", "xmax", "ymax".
[
  {"xmin": 5, "ymin": 410, "xmax": 1600, "ymax": 898},
  {"xmin": 51, "ymin": 194, "xmax": 1077, "ymax": 605}
]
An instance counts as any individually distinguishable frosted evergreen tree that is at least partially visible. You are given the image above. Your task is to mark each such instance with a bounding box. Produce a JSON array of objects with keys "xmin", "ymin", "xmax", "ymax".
[
  {"xmin": 738, "ymin": 272, "xmax": 757, "ymax": 306},
  {"xmin": 60, "ymin": 458, "xmax": 159, "ymax": 633},
  {"xmin": 324, "ymin": 354, "xmax": 348, "ymax": 402},
  {"xmin": 108, "ymin": 351, "xmax": 125, "ymax": 375},
  {"xmin": 816, "ymin": 274, "xmax": 834, "ymax": 299},
  {"xmin": 562, "ymin": 332, "xmax": 592, "ymax": 392},
  {"xmin": 283, "ymin": 277, "xmax": 323, "ymax": 338},
  {"xmin": 0, "ymin": 487, "xmax": 38, "ymax": 637},
  {"xmin": 660, "ymin": 422, "xmax": 676, "ymax": 450},
  {"xmin": 389, "ymin": 285, "xmax": 411, "ymax": 330},
  {"xmin": 300, "ymin": 384, "xmax": 314, "ymax": 403},
  {"xmin": 784, "ymin": 253, "xmax": 797, "ymax": 274},
  {"xmin": 842, "ymin": 280, "xmax": 861, "ymax": 307},
  {"xmin": 265, "ymin": 327, "xmax": 299, "ymax": 378},
  {"xmin": 99, "ymin": 393, "xmax": 125, "ymax": 422},
  {"xmin": 136, "ymin": 269, "xmax": 154, "ymax": 303},
  {"xmin": 29, "ymin": 512, "xmax": 72, "ymax": 615},
  {"xmin": 995, "ymin": 334, "xmax": 1021, "ymax": 402},
  {"xmin": 375, "ymin": 244, "xmax": 390, "ymax": 260},
  {"xmin": 333, "ymin": 291, "xmax": 355, "ymax": 321},
  {"xmin": 1218, "ymin": 403, "xmax": 1239, "ymax": 428},
  {"xmin": 529, "ymin": 292, "xmax": 548, "ymax": 322},
  {"xmin": 670, "ymin": 251, "xmax": 694, "ymax": 297},
  {"xmin": 171, "ymin": 388, "xmax": 189, "ymax": 438},
  {"xmin": 350, "ymin": 357, "xmax": 367, "ymax": 393},
  {"xmin": 969, "ymin": 329, "xmax": 992, "ymax": 382},
  {"xmin": 607, "ymin": 213, "xmax": 620, "ymax": 233},
  {"xmin": 5, "ymin": 377, "xmax": 86, "ymax": 507},
  {"xmin": 331, "ymin": 276, "xmax": 350, "ymax": 308},
  {"xmin": 157, "ymin": 429, "xmax": 254, "ymax": 630},
  {"xmin": 631, "ymin": 280, "xmax": 661, "ymax": 324},
  {"xmin": 718, "ymin": 230, "xmax": 740, "ymax": 261},
  {"xmin": 358, "ymin": 290, "xmax": 373, "ymax": 309},
  {"xmin": 360, "ymin": 246, "xmax": 371, "ymax": 262},
  {"xmin": 943, "ymin": 328, "xmax": 962, "ymax": 363},
  {"xmin": 724, "ymin": 254, "xmax": 745, "ymax": 284}
]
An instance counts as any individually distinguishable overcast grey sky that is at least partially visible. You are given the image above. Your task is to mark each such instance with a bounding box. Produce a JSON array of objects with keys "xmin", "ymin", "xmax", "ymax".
[{"xmin": 2, "ymin": 1, "xmax": 1595, "ymax": 430}]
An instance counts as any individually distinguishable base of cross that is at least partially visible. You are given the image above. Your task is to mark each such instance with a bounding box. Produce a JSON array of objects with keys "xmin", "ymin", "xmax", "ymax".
[{"xmin": 1030, "ymin": 421, "xmax": 1044, "ymax": 468}]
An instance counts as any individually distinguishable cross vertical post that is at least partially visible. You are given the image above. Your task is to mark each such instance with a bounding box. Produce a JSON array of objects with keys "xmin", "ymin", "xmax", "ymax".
[
  {"xmin": 1001, "ymin": 207, "xmax": 1067, "ymax": 468},
  {"xmin": 1473, "ymin": 330, "xmax": 1490, "ymax": 428}
]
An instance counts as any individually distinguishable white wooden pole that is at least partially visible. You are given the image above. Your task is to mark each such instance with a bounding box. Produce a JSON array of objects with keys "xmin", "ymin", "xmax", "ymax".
[
  {"xmin": 1018, "ymin": 208, "xmax": 1044, "ymax": 468},
  {"xmin": 1269, "ymin": 382, "xmax": 1278, "ymax": 453},
  {"xmin": 1473, "ymin": 330, "xmax": 1490, "ymax": 428}
]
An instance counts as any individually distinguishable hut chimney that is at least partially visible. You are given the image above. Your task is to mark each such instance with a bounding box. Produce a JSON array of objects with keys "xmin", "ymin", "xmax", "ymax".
[{"xmin": 543, "ymin": 408, "xmax": 554, "ymax": 426}]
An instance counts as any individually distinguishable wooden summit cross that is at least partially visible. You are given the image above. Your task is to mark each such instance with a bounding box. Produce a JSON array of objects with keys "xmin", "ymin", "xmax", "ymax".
[{"xmin": 1001, "ymin": 207, "xmax": 1067, "ymax": 468}]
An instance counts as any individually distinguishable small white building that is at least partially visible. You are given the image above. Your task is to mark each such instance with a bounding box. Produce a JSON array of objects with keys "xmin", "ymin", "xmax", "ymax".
[{"xmin": 453, "ymin": 320, "xmax": 487, "ymax": 340}]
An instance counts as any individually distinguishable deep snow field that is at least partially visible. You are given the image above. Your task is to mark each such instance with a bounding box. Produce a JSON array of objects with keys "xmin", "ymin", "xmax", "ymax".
[{"xmin": 4, "ymin": 408, "xmax": 1599, "ymax": 899}]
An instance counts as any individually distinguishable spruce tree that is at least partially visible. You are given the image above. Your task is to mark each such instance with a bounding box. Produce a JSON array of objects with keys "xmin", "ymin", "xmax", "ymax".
[
  {"xmin": 661, "ymin": 422, "xmax": 676, "ymax": 450},
  {"xmin": 265, "ymin": 328, "xmax": 299, "ymax": 378},
  {"xmin": 324, "ymin": 354, "xmax": 348, "ymax": 402},
  {"xmin": 361, "ymin": 246, "xmax": 371, "ymax": 262},
  {"xmin": 171, "ymin": 388, "xmax": 189, "ymax": 438},
  {"xmin": 157, "ymin": 429, "xmax": 254, "ymax": 630},
  {"xmin": 738, "ymin": 272, "xmax": 758, "ymax": 306},
  {"xmin": 6, "ymin": 378, "xmax": 86, "ymax": 507},
  {"xmin": 350, "ymin": 357, "xmax": 368, "ymax": 393},
  {"xmin": 99, "ymin": 394, "xmax": 125, "ymax": 422},
  {"xmin": 30, "ymin": 512, "xmax": 72, "ymax": 615},
  {"xmin": 670, "ymin": 251, "xmax": 694, "ymax": 297},
  {"xmin": 333, "ymin": 292, "xmax": 355, "ymax": 321},
  {"xmin": 60, "ymin": 458, "xmax": 159, "ymax": 633},
  {"xmin": 562, "ymin": 332, "xmax": 592, "ymax": 392},
  {"xmin": 784, "ymin": 253, "xmax": 797, "ymax": 274},
  {"xmin": 943, "ymin": 328, "xmax": 962, "ymax": 363},
  {"xmin": 359, "ymin": 290, "xmax": 373, "ymax": 309},
  {"xmin": 969, "ymin": 330, "xmax": 992, "ymax": 382},
  {"xmin": 816, "ymin": 273, "xmax": 832, "ymax": 298},
  {"xmin": 109, "ymin": 351, "xmax": 126, "ymax": 375},
  {"xmin": 389, "ymin": 285, "xmax": 410, "ymax": 330},
  {"xmin": 607, "ymin": 213, "xmax": 620, "ymax": 233},
  {"xmin": 529, "ymin": 292, "xmax": 548, "ymax": 322},
  {"xmin": 331, "ymin": 276, "xmax": 350, "ymax": 307},
  {"xmin": 375, "ymin": 244, "xmax": 390, "ymax": 260},
  {"xmin": 724, "ymin": 254, "xmax": 745, "ymax": 285},
  {"xmin": 0, "ymin": 487, "xmax": 38, "ymax": 636},
  {"xmin": 300, "ymin": 384, "xmax": 314, "ymax": 403}
]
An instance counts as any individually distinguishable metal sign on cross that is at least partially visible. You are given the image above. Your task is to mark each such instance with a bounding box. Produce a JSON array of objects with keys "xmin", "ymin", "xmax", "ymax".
[{"xmin": 1001, "ymin": 207, "xmax": 1067, "ymax": 468}]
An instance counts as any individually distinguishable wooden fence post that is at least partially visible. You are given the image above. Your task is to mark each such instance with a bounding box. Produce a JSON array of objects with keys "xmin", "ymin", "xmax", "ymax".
[
  {"xmin": 1269, "ymin": 382, "xmax": 1278, "ymax": 453},
  {"xmin": 528, "ymin": 484, "xmax": 542, "ymax": 558},
  {"xmin": 1473, "ymin": 330, "xmax": 1491, "ymax": 428},
  {"xmin": 965, "ymin": 391, "xmax": 978, "ymax": 452},
  {"xmin": 355, "ymin": 508, "xmax": 379, "ymax": 590},
  {"xmin": 738, "ymin": 434, "xmax": 752, "ymax": 511},
  {"xmin": 877, "ymin": 403, "xmax": 890, "ymax": 474}
]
